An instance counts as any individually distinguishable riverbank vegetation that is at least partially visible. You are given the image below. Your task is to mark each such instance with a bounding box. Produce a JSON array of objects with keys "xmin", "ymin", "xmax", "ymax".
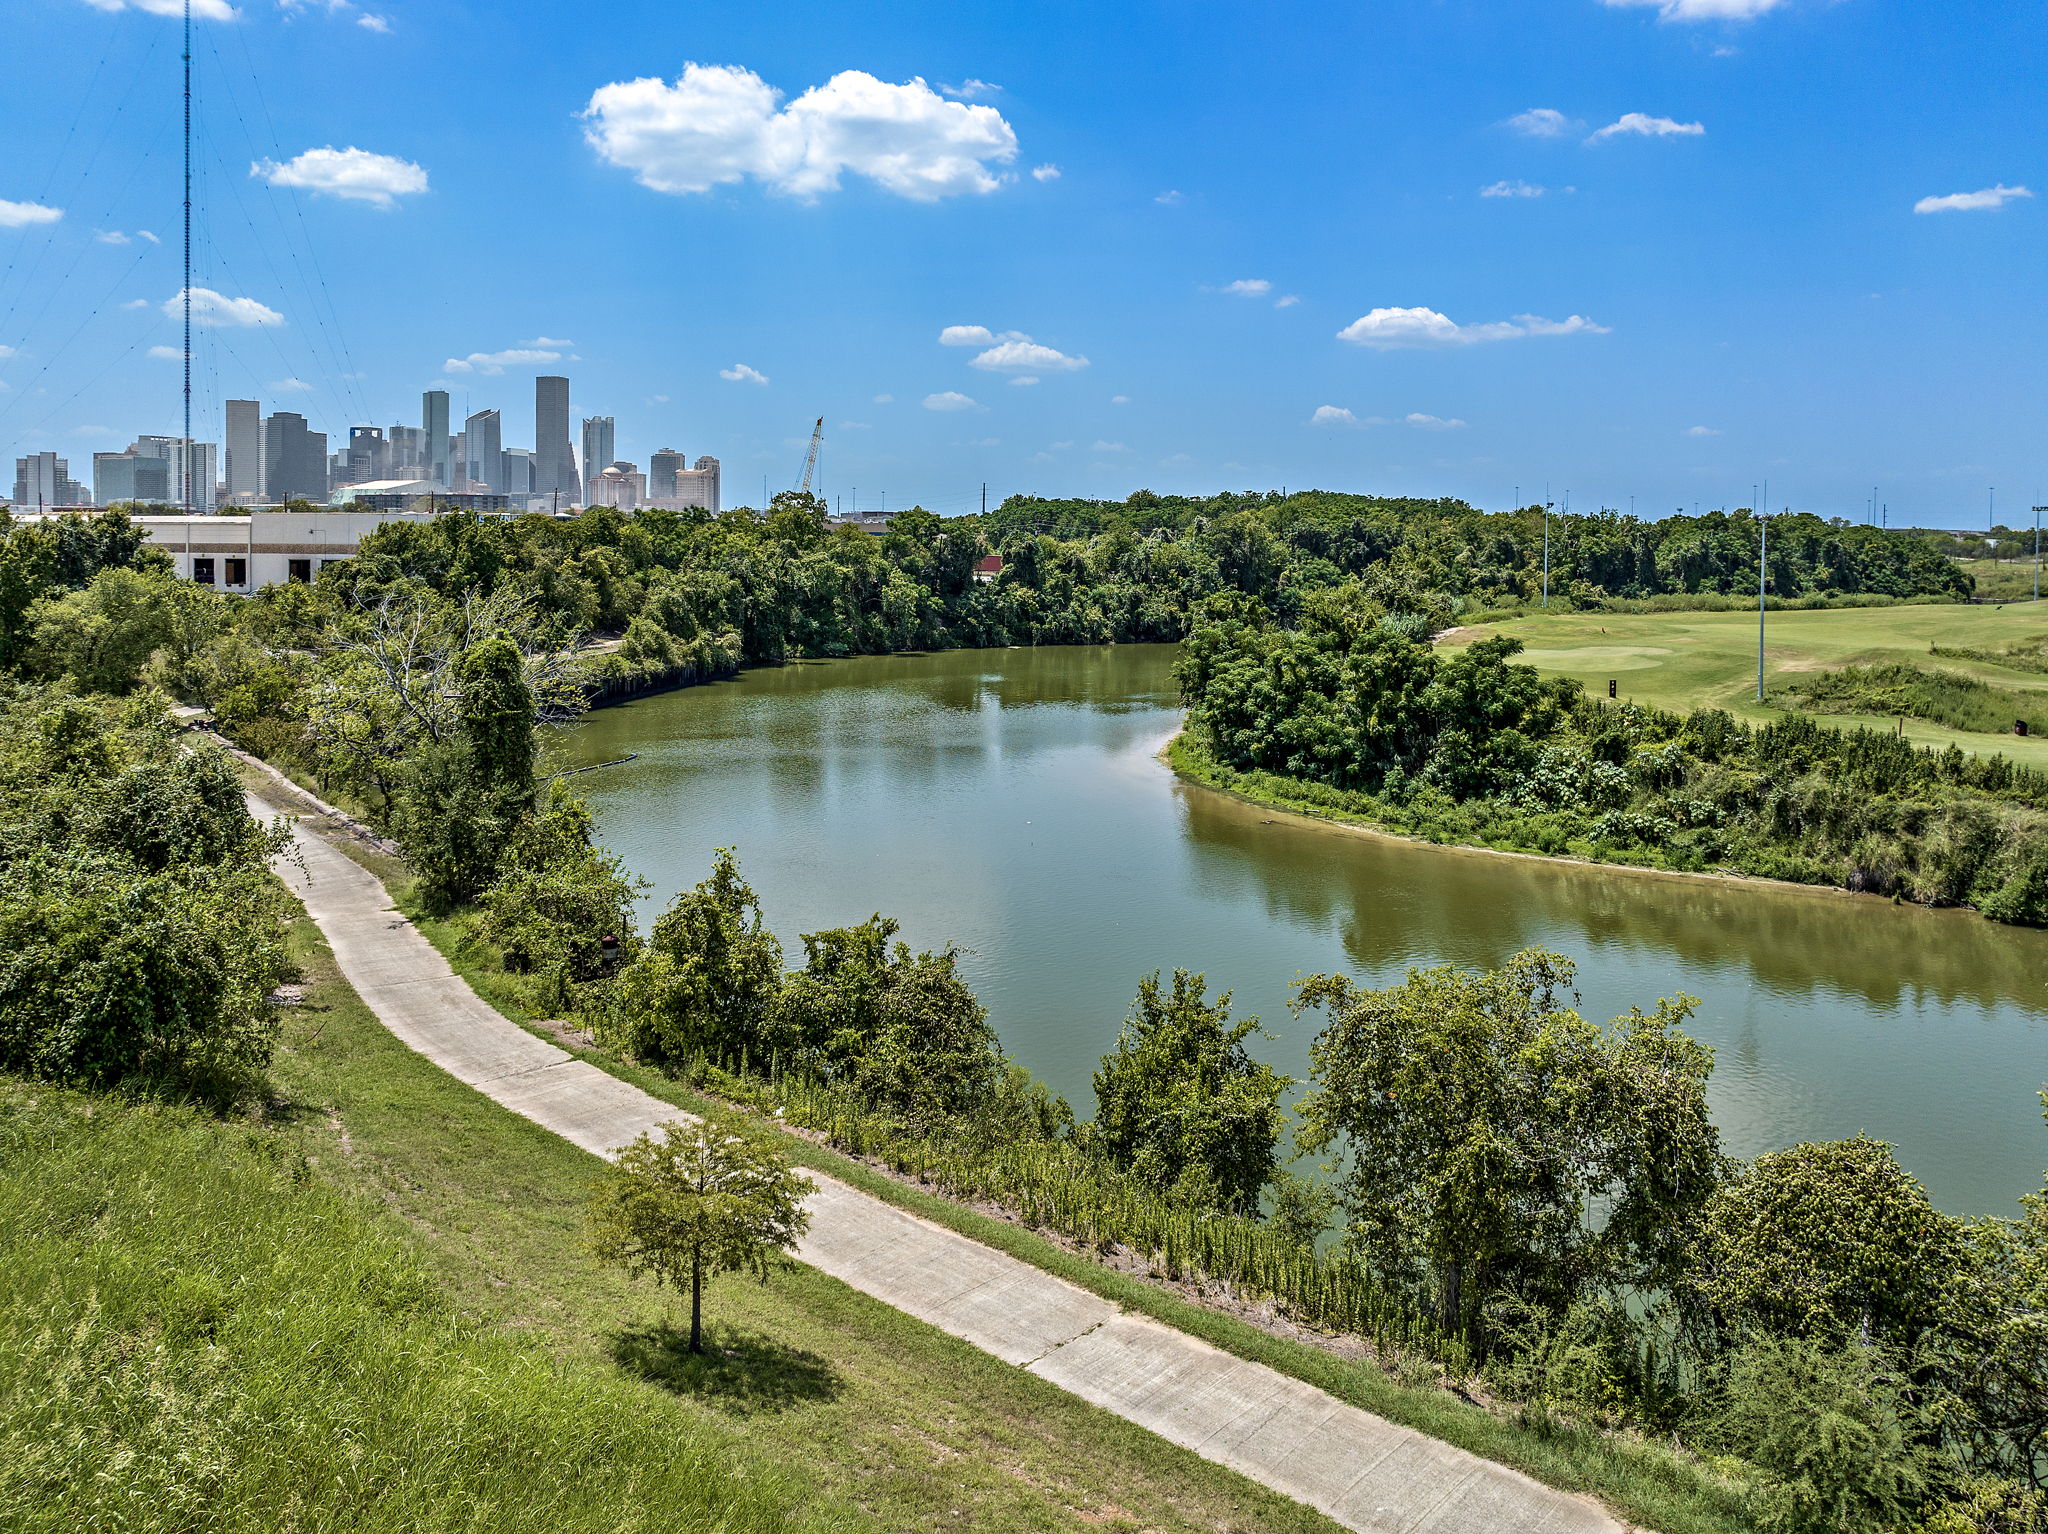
[
  {"xmin": 1180, "ymin": 588, "xmax": 2048, "ymax": 923},
  {"xmin": 577, "ymin": 849, "xmax": 2048, "ymax": 1534}
]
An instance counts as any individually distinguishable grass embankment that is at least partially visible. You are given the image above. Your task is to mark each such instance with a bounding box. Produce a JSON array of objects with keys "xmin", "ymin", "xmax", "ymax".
[
  {"xmin": 0, "ymin": 1058, "xmax": 832, "ymax": 1532},
  {"xmin": 1955, "ymin": 557, "xmax": 2045, "ymax": 604},
  {"xmin": 410, "ymin": 901, "xmax": 1753, "ymax": 1534},
  {"xmin": 1776, "ymin": 662, "xmax": 2048, "ymax": 738},
  {"xmin": 171, "ymin": 919, "xmax": 1345, "ymax": 1533},
  {"xmin": 1441, "ymin": 602, "xmax": 2048, "ymax": 767}
]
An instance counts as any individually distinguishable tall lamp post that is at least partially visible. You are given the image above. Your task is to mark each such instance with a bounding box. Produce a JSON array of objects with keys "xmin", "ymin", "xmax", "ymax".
[
  {"xmin": 2033, "ymin": 505, "xmax": 2044, "ymax": 602},
  {"xmin": 1755, "ymin": 478, "xmax": 1770, "ymax": 702}
]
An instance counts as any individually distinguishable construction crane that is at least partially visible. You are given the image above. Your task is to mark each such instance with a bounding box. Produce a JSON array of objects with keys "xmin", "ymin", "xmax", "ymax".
[{"xmin": 795, "ymin": 417, "xmax": 823, "ymax": 495}]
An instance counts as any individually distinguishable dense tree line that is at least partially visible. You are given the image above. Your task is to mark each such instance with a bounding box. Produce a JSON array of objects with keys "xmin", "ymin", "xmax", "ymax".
[{"xmin": 1177, "ymin": 586, "xmax": 2048, "ymax": 923}]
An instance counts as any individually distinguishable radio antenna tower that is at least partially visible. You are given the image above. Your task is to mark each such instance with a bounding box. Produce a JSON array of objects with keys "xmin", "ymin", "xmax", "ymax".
[{"xmin": 181, "ymin": 0, "xmax": 193, "ymax": 511}]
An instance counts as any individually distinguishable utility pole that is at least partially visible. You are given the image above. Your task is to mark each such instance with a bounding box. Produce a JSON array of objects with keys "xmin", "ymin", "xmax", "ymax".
[
  {"xmin": 981, "ymin": 481, "xmax": 987, "ymax": 516},
  {"xmin": 181, "ymin": 0, "xmax": 193, "ymax": 513}
]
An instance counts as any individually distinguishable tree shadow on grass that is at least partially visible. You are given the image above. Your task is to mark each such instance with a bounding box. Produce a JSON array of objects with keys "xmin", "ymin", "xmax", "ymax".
[{"xmin": 608, "ymin": 1322, "xmax": 843, "ymax": 1415}]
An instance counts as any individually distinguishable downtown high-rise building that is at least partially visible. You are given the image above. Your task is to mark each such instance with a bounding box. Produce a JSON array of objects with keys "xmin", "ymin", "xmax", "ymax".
[
  {"xmin": 93, "ymin": 447, "xmax": 172, "ymax": 505},
  {"xmin": 133, "ymin": 435, "xmax": 217, "ymax": 510},
  {"xmin": 262, "ymin": 412, "xmax": 328, "ymax": 503},
  {"xmin": 580, "ymin": 415, "xmax": 614, "ymax": 495},
  {"xmin": 534, "ymin": 375, "xmax": 577, "ymax": 505},
  {"xmin": 422, "ymin": 389, "xmax": 451, "ymax": 486},
  {"xmin": 12, "ymin": 451, "xmax": 89, "ymax": 508},
  {"xmin": 224, "ymin": 399, "xmax": 263, "ymax": 503},
  {"xmin": 647, "ymin": 449, "xmax": 720, "ymax": 512},
  {"xmin": 463, "ymin": 408, "xmax": 501, "ymax": 492}
]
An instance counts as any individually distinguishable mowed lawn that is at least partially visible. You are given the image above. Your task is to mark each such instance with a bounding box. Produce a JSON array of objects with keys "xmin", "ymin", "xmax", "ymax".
[{"xmin": 1441, "ymin": 599, "xmax": 2048, "ymax": 767}]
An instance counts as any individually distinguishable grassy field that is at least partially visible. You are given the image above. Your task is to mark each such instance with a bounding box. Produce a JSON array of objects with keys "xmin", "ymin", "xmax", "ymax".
[
  {"xmin": 1442, "ymin": 598, "xmax": 2048, "ymax": 767},
  {"xmin": 1957, "ymin": 557, "xmax": 2046, "ymax": 604},
  {"xmin": 255, "ymin": 921, "xmax": 1346, "ymax": 1534}
]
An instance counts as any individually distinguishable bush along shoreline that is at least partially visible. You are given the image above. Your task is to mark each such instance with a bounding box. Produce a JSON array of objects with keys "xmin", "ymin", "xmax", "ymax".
[{"xmin": 1174, "ymin": 589, "xmax": 2048, "ymax": 925}]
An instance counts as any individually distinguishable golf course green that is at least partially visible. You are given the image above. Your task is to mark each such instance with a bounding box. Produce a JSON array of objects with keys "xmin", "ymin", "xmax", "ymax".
[{"xmin": 1440, "ymin": 600, "xmax": 2048, "ymax": 766}]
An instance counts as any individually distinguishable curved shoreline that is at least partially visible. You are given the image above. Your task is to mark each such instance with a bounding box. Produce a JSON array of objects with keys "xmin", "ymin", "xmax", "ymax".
[{"xmin": 1159, "ymin": 730, "xmax": 1917, "ymax": 912}]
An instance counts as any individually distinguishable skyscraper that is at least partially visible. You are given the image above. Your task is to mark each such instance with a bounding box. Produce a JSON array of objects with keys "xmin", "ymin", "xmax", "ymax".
[
  {"xmin": 262, "ymin": 413, "xmax": 329, "ymax": 503},
  {"xmin": 464, "ymin": 408, "xmax": 501, "ymax": 492},
  {"xmin": 580, "ymin": 416, "xmax": 614, "ymax": 501},
  {"xmin": 422, "ymin": 389, "xmax": 451, "ymax": 486},
  {"xmin": 225, "ymin": 399, "xmax": 263, "ymax": 502},
  {"xmin": 94, "ymin": 447, "xmax": 171, "ymax": 505},
  {"xmin": 534, "ymin": 375, "xmax": 577, "ymax": 506},
  {"xmin": 500, "ymin": 448, "xmax": 535, "ymax": 496},
  {"xmin": 133, "ymin": 436, "xmax": 217, "ymax": 509},
  {"xmin": 649, "ymin": 447, "xmax": 684, "ymax": 502},
  {"xmin": 12, "ymin": 451, "xmax": 88, "ymax": 508}
]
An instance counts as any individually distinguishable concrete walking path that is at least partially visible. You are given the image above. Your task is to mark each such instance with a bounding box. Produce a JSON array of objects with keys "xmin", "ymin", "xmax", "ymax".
[{"xmin": 262, "ymin": 794, "xmax": 1625, "ymax": 1534}]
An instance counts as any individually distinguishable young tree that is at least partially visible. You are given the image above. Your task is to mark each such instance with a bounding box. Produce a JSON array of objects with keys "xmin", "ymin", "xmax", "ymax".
[
  {"xmin": 1090, "ymin": 969, "xmax": 1288, "ymax": 1217},
  {"xmin": 1295, "ymin": 948, "xmax": 1721, "ymax": 1339},
  {"xmin": 588, "ymin": 1111, "xmax": 813, "ymax": 1355},
  {"xmin": 615, "ymin": 849, "xmax": 784, "ymax": 1064}
]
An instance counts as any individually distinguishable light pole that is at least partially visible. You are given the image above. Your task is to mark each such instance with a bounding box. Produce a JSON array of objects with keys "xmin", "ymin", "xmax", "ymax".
[
  {"xmin": 1756, "ymin": 497, "xmax": 1769, "ymax": 702},
  {"xmin": 2033, "ymin": 505, "xmax": 2043, "ymax": 602}
]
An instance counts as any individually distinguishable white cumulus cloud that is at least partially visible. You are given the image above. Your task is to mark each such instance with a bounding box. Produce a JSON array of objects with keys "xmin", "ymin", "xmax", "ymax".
[
  {"xmin": 719, "ymin": 362, "xmax": 770, "ymax": 384},
  {"xmin": 164, "ymin": 288, "xmax": 284, "ymax": 328},
  {"xmin": 79, "ymin": 0, "xmax": 234, "ymax": 18},
  {"xmin": 1685, "ymin": 425, "xmax": 1724, "ymax": 437},
  {"xmin": 1311, "ymin": 406, "xmax": 1363, "ymax": 427},
  {"xmin": 1480, "ymin": 180, "xmax": 1546, "ymax": 198},
  {"xmin": 1506, "ymin": 108, "xmax": 1574, "ymax": 138},
  {"xmin": 1405, "ymin": 412, "xmax": 1467, "ymax": 430},
  {"xmin": 1589, "ymin": 113, "xmax": 1705, "ymax": 142},
  {"xmin": 1600, "ymin": 0, "xmax": 1782, "ymax": 19},
  {"xmin": 940, "ymin": 324, "xmax": 1001, "ymax": 346},
  {"xmin": 445, "ymin": 348, "xmax": 562, "ymax": 374},
  {"xmin": 254, "ymin": 146, "xmax": 427, "ymax": 208},
  {"xmin": 923, "ymin": 391, "xmax": 979, "ymax": 411},
  {"xmin": 582, "ymin": 63, "xmax": 1019, "ymax": 202},
  {"xmin": 271, "ymin": 376, "xmax": 314, "ymax": 392},
  {"xmin": 357, "ymin": 12, "xmax": 389, "ymax": 30},
  {"xmin": 1222, "ymin": 278, "xmax": 1272, "ymax": 296},
  {"xmin": 970, "ymin": 338, "xmax": 1087, "ymax": 372},
  {"xmin": 147, "ymin": 345, "xmax": 185, "ymax": 360},
  {"xmin": 526, "ymin": 335, "xmax": 576, "ymax": 346},
  {"xmin": 940, "ymin": 78, "xmax": 998, "ymax": 100},
  {"xmin": 1914, "ymin": 184, "xmax": 2033, "ymax": 214},
  {"xmin": 0, "ymin": 199, "xmax": 63, "ymax": 228},
  {"xmin": 1336, "ymin": 306, "xmax": 1608, "ymax": 349},
  {"xmin": 1031, "ymin": 163, "xmax": 1060, "ymax": 181}
]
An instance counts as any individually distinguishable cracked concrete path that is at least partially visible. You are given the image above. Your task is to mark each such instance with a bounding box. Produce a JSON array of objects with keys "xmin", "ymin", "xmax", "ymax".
[{"xmin": 263, "ymin": 794, "xmax": 1625, "ymax": 1534}]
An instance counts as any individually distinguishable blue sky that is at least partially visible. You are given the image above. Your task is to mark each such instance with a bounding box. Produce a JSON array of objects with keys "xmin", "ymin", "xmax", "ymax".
[{"xmin": 2, "ymin": 0, "xmax": 2042, "ymax": 522}]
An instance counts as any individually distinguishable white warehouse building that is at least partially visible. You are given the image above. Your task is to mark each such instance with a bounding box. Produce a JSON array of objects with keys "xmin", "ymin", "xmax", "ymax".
[{"xmin": 10, "ymin": 510, "xmax": 446, "ymax": 592}]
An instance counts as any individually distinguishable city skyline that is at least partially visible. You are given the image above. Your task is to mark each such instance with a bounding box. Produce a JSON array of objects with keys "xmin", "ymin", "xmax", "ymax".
[{"xmin": 1, "ymin": 0, "xmax": 2043, "ymax": 522}]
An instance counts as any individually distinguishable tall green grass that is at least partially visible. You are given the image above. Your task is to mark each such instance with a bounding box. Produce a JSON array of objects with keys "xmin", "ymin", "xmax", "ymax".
[
  {"xmin": 701, "ymin": 1060, "xmax": 1466, "ymax": 1371},
  {"xmin": 0, "ymin": 1079, "xmax": 851, "ymax": 1534},
  {"xmin": 1776, "ymin": 661, "xmax": 2048, "ymax": 737},
  {"xmin": 1932, "ymin": 631, "xmax": 2048, "ymax": 676}
]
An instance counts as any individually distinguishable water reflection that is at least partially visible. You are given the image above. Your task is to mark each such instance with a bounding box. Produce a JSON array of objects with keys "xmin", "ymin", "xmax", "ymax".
[{"xmin": 566, "ymin": 644, "xmax": 2048, "ymax": 1216}]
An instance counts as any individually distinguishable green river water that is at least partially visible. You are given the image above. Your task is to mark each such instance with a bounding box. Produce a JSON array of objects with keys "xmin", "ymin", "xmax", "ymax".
[{"xmin": 562, "ymin": 642, "xmax": 2048, "ymax": 1217}]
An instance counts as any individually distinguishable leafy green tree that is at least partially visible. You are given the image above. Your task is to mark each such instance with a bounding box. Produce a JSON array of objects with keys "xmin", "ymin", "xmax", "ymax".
[
  {"xmin": 588, "ymin": 1111, "xmax": 813, "ymax": 1354},
  {"xmin": 476, "ymin": 782, "xmax": 645, "ymax": 993},
  {"xmin": 1296, "ymin": 948, "xmax": 1722, "ymax": 1338},
  {"xmin": 455, "ymin": 632, "xmax": 536, "ymax": 802},
  {"xmin": 0, "ymin": 683, "xmax": 292, "ymax": 1093},
  {"xmin": 772, "ymin": 914, "xmax": 1007, "ymax": 1131},
  {"xmin": 1684, "ymin": 1136, "xmax": 1970, "ymax": 1349},
  {"xmin": 1090, "ymin": 969, "xmax": 1288, "ymax": 1216},
  {"xmin": 24, "ymin": 566, "xmax": 225, "ymax": 696},
  {"xmin": 615, "ymin": 849, "xmax": 783, "ymax": 1064}
]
